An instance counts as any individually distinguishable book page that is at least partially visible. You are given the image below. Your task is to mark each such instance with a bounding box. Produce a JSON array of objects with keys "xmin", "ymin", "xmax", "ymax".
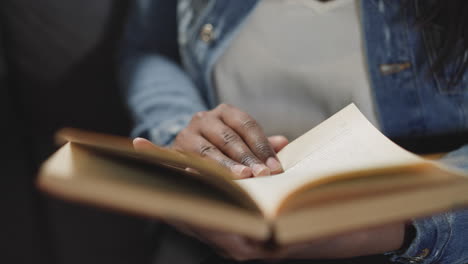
[
  {"xmin": 237, "ymin": 104, "xmax": 426, "ymax": 218},
  {"xmin": 56, "ymin": 128, "xmax": 259, "ymax": 210},
  {"xmin": 38, "ymin": 143, "xmax": 269, "ymax": 239}
]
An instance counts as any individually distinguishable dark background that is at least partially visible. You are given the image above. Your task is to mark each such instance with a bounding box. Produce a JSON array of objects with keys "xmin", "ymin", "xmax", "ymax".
[{"xmin": 1, "ymin": 1, "xmax": 154, "ymax": 263}]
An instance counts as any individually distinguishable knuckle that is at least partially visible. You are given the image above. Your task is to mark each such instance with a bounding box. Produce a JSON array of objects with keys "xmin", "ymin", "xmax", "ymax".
[
  {"xmin": 254, "ymin": 141, "xmax": 273, "ymax": 158},
  {"xmin": 193, "ymin": 111, "xmax": 208, "ymax": 120},
  {"xmin": 221, "ymin": 130, "xmax": 239, "ymax": 146},
  {"xmin": 218, "ymin": 103, "xmax": 232, "ymax": 110},
  {"xmin": 199, "ymin": 144, "xmax": 216, "ymax": 157},
  {"xmin": 238, "ymin": 152, "xmax": 257, "ymax": 166},
  {"xmin": 218, "ymin": 158, "xmax": 236, "ymax": 168},
  {"xmin": 216, "ymin": 103, "xmax": 236, "ymax": 114},
  {"xmin": 241, "ymin": 118, "xmax": 258, "ymax": 130}
]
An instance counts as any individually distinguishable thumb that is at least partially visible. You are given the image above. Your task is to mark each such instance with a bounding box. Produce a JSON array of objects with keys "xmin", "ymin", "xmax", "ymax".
[{"xmin": 268, "ymin": 135, "xmax": 289, "ymax": 153}]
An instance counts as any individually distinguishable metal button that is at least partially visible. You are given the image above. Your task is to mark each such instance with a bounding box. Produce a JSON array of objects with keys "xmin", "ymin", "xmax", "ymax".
[
  {"xmin": 407, "ymin": 248, "xmax": 430, "ymax": 263},
  {"xmin": 380, "ymin": 62, "xmax": 411, "ymax": 75},
  {"xmin": 416, "ymin": 248, "xmax": 430, "ymax": 259},
  {"xmin": 200, "ymin": 23, "xmax": 214, "ymax": 43}
]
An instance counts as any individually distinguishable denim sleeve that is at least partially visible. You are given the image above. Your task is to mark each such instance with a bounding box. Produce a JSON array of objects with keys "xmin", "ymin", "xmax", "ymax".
[
  {"xmin": 119, "ymin": 0, "xmax": 207, "ymax": 146},
  {"xmin": 390, "ymin": 145, "xmax": 468, "ymax": 264}
]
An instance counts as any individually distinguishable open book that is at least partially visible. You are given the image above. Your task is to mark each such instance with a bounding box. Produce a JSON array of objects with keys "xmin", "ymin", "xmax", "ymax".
[{"xmin": 37, "ymin": 104, "xmax": 468, "ymax": 245}]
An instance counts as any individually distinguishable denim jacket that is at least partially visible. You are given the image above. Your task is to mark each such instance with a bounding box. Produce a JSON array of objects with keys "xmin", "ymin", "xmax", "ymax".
[{"xmin": 119, "ymin": 0, "xmax": 468, "ymax": 263}]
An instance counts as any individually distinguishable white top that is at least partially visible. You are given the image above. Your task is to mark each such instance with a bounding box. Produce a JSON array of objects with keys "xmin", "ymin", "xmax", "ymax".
[{"xmin": 214, "ymin": 0, "xmax": 378, "ymax": 140}]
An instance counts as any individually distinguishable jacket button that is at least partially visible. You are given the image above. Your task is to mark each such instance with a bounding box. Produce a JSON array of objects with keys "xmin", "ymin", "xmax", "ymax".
[
  {"xmin": 200, "ymin": 23, "xmax": 215, "ymax": 43},
  {"xmin": 416, "ymin": 248, "xmax": 430, "ymax": 259},
  {"xmin": 379, "ymin": 62, "xmax": 411, "ymax": 75}
]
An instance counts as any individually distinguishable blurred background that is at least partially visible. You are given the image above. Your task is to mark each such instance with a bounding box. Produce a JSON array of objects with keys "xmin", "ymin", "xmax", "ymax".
[{"xmin": 1, "ymin": 1, "xmax": 154, "ymax": 263}]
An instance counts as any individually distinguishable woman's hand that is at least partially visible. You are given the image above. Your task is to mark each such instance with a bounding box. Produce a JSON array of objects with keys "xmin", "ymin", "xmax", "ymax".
[
  {"xmin": 169, "ymin": 222, "xmax": 272, "ymax": 261},
  {"xmin": 171, "ymin": 103, "xmax": 289, "ymax": 178},
  {"xmin": 172, "ymin": 222, "xmax": 406, "ymax": 261},
  {"xmin": 272, "ymin": 222, "xmax": 406, "ymax": 260}
]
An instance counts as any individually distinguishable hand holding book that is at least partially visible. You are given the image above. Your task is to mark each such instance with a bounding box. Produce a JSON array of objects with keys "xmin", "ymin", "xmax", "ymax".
[
  {"xmin": 131, "ymin": 104, "xmax": 408, "ymax": 261},
  {"xmin": 169, "ymin": 103, "xmax": 288, "ymax": 178},
  {"xmin": 169, "ymin": 218, "xmax": 405, "ymax": 261}
]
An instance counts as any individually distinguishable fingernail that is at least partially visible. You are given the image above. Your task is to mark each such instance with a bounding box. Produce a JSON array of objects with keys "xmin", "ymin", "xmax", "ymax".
[
  {"xmin": 185, "ymin": 167, "xmax": 199, "ymax": 174},
  {"xmin": 252, "ymin": 164, "xmax": 270, "ymax": 177},
  {"xmin": 231, "ymin": 165, "xmax": 252, "ymax": 178},
  {"xmin": 266, "ymin": 157, "xmax": 282, "ymax": 173}
]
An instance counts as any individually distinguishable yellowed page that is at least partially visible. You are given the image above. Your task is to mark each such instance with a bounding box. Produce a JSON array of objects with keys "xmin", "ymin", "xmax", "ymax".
[
  {"xmin": 237, "ymin": 104, "xmax": 426, "ymax": 218},
  {"xmin": 38, "ymin": 143, "xmax": 269, "ymax": 239},
  {"xmin": 56, "ymin": 127, "xmax": 260, "ymax": 210},
  {"xmin": 276, "ymin": 179, "xmax": 468, "ymax": 244}
]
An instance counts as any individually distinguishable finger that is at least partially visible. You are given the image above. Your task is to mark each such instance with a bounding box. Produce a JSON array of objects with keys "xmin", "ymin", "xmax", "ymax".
[
  {"xmin": 216, "ymin": 104, "xmax": 283, "ymax": 174},
  {"xmin": 185, "ymin": 167, "xmax": 200, "ymax": 175},
  {"xmin": 199, "ymin": 117, "xmax": 270, "ymax": 177},
  {"xmin": 268, "ymin": 135, "xmax": 289, "ymax": 153},
  {"xmin": 275, "ymin": 222, "xmax": 406, "ymax": 259},
  {"xmin": 170, "ymin": 223, "xmax": 272, "ymax": 261},
  {"xmin": 200, "ymin": 232, "xmax": 270, "ymax": 261},
  {"xmin": 175, "ymin": 131, "xmax": 252, "ymax": 179},
  {"xmin": 169, "ymin": 221, "xmax": 201, "ymax": 238},
  {"xmin": 133, "ymin": 137, "xmax": 156, "ymax": 151}
]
